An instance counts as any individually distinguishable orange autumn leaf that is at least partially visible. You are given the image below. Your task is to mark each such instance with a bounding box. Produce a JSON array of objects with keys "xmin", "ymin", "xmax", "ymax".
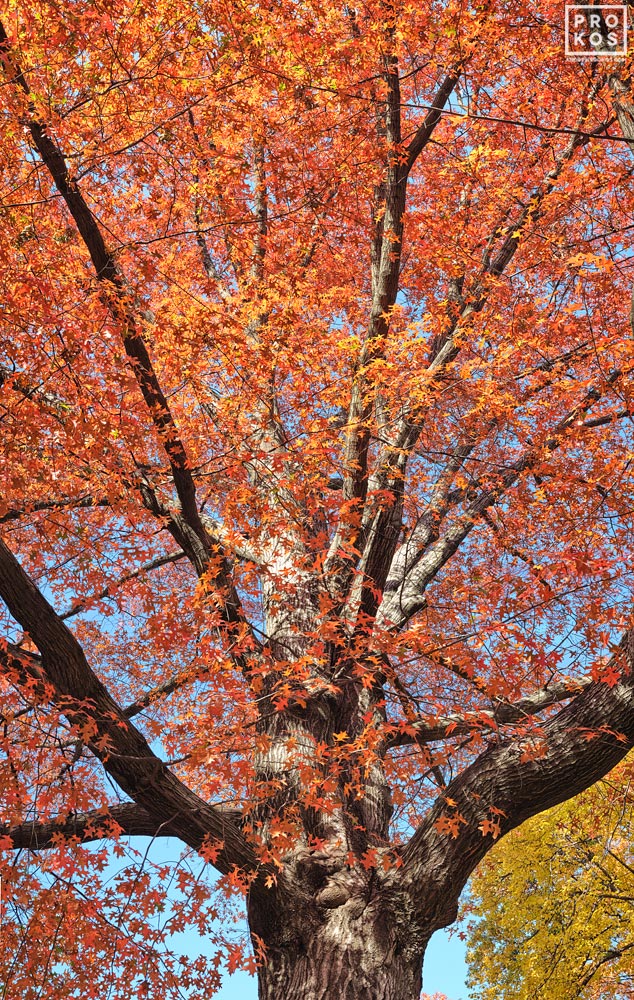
[
  {"xmin": 434, "ymin": 813, "xmax": 468, "ymax": 839},
  {"xmin": 479, "ymin": 818, "xmax": 502, "ymax": 840}
]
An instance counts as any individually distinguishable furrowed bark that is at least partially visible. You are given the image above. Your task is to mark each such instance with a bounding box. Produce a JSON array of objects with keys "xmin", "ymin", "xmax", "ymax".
[{"xmin": 242, "ymin": 652, "xmax": 634, "ymax": 1000}]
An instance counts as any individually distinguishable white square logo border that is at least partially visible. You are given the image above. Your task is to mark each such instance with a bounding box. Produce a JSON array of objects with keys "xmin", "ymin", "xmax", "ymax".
[{"xmin": 565, "ymin": 4, "xmax": 628, "ymax": 57}]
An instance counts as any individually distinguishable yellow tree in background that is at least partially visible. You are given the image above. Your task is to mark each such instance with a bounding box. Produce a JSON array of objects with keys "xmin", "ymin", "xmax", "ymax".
[{"xmin": 466, "ymin": 757, "xmax": 634, "ymax": 1000}]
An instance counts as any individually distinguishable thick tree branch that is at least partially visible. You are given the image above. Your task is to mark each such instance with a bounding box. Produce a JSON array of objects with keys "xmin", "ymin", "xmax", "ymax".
[
  {"xmin": 353, "ymin": 89, "xmax": 607, "ymax": 634},
  {"xmin": 582, "ymin": 406, "xmax": 631, "ymax": 429},
  {"xmin": 405, "ymin": 70, "xmax": 462, "ymax": 172},
  {"xmin": 0, "ymin": 494, "xmax": 109, "ymax": 524},
  {"xmin": 324, "ymin": 61, "xmax": 462, "ymax": 602},
  {"xmin": 387, "ymin": 677, "xmax": 592, "ymax": 747},
  {"xmin": 187, "ymin": 109, "xmax": 233, "ymax": 298},
  {"xmin": 251, "ymin": 141, "xmax": 267, "ymax": 280},
  {"xmin": 609, "ymin": 72, "xmax": 634, "ymax": 145},
  {"xmin": 2, "ymin": 803, "xmax": 162, "ymax": 849},
  {"xmin": 2, "ymin": 800, "xmax": 243, "ymax": 850},
  {"xmin": 137, "ymin": 482, "xmax": 255, "ymax": 641},
  {"xmin": 400, "ymin": 634, "xmax": 634, "ymax": 930},
  {"xmin": 0, "ymin": 536, "xmax": 260, "ymax": 882},
  {"xmin": 0, "ymin": 23, "xmax": 234, "ymax": 588}
]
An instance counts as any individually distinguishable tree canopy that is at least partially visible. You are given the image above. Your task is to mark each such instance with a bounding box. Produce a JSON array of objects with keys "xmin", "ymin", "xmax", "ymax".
[{"xmin": 1, "ymin": 2, "xmax": 634, "ymax": 998}]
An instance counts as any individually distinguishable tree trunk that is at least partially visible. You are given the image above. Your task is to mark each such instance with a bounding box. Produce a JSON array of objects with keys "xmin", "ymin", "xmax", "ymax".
[
  {"xmin": 257, "ymin": 947, "xmax": 422, "ymax": 1000},
  {"xmin": 249, "ymin": 865, "xmax": 427, "ymax": 1000},
  {"xmin": 254, "ymin": 909, "xmax": 425, "ymax": 1000}
]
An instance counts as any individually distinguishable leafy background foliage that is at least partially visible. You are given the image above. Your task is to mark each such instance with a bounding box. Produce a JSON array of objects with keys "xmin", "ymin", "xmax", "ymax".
[{"xmin": 465, "ymin": 756, "xmax": 634, "ymax": 1000}]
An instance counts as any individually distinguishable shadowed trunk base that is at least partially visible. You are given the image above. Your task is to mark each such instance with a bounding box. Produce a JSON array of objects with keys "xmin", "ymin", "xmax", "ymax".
[{"xmin": 251, "ymin": 887, "xmax": 426, "ymax": 1000}]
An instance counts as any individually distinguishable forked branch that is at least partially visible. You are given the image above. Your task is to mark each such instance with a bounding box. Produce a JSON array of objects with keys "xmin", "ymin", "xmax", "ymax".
[{"xmin": 401, "ymin": 633, "xmax": 634, "ymax": 930}]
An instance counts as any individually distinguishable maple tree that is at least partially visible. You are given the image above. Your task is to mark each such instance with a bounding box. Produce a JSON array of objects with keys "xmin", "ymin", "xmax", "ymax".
[
  {"xmin": 465, "ymin": 755, "xmax": 634, "ymax": 1000},
  {"xmin": 2, "ymin": 1, "xmax": 634, "ymax": 997}
]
